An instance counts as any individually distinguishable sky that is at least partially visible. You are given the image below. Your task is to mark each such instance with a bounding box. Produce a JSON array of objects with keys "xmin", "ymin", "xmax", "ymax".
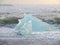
[{"xmin": 0, "ymin": 0, "xmax": 60, "ymax": 4}]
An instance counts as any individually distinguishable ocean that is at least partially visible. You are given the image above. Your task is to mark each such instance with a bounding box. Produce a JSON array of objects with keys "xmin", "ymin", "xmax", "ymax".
[{"xmin": 0, "ymin": 5, "xmax": 60, "ymax": 45}]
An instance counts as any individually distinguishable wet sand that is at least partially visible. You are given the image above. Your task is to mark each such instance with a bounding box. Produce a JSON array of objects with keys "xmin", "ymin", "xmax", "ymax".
[{"xmin": 0, "ymin": 38, "xmax": 60, "ymax": 45}]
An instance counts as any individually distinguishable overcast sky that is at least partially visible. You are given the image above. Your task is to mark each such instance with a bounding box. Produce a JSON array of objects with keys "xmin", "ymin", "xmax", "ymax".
[{"xmin": 0, "ymin": 0, "xmax": 60, "ymax": 4}]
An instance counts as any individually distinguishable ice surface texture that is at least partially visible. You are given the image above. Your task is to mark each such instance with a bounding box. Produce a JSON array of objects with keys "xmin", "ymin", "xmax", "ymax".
[{"xmin": 15, "ymin": 14, "xmax": 58, "ymax": 35}]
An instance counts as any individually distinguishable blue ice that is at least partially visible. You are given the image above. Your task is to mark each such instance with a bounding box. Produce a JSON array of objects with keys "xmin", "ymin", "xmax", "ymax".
[{"xmin": 15, "ymin": 14, "xmax": 57, "ymax": 35}]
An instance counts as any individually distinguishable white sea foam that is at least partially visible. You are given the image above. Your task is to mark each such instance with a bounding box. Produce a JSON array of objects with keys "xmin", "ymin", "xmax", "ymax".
[
  {"xmin": 0, "ymin": 27, "xmax": 60, "ymax": 39},
  {"xmin": 0, "ymin": 27, "xmax": 16, "ymax": 36}
]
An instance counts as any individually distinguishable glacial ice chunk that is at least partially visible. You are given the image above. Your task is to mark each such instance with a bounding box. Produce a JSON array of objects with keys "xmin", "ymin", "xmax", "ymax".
[{"xmin": 15, "ymin": 14, "xmax": 59, "ymax": 35}]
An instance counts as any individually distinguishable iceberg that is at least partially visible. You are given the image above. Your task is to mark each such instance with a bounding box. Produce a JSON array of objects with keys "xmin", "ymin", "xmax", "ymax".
[{"xmin": 15, "ymin": 14, "xmax": 58, "ymax": 35}]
